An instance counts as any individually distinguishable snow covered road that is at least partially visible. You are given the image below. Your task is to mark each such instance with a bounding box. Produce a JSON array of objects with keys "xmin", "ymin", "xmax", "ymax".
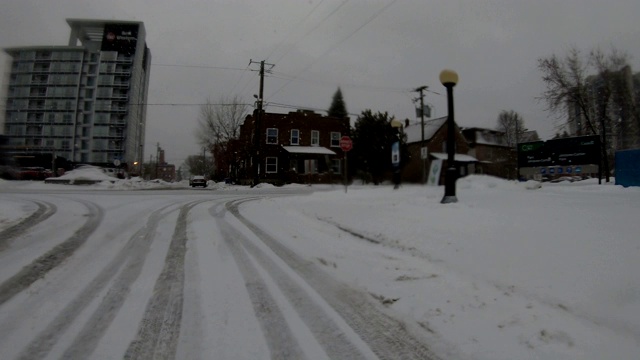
[{"xmin": 0, "ymin": 188, "xmax": 436, "ymax": 360}]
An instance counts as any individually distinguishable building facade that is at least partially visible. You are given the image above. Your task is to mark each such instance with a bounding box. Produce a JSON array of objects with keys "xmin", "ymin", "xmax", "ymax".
[
  {"xmin": 461, "ymin": 127, "xmax": 514, "ymax": 179},
  {"xmin": 237, "ymin": 110, "xmax": 350, "ymax": 184},
  {"xmin": 566, "ymin": 65, "xmax": 639, "ymax": 151},
  {"xmin": 402, "ymin": 116, "xmax": 474, "ymax": 184},
  {"xmin": 2, "ymin": 19, "xmax": 151, "ymax": 171}
]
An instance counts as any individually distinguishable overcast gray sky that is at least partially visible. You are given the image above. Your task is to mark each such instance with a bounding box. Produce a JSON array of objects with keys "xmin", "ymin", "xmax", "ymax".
[{"xmin": 2, "ymin": 0, "xmax": 639, "ymax": 165}]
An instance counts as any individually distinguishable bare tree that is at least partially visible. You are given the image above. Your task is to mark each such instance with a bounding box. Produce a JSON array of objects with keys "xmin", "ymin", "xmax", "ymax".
[
  {"xmin": 196, "ymin": 95, "xmax": 248, "ymax": 148},
  {"xmin": 184, "ymin": 155, "xmax": 214, "ymax": 177},
  {"xmin": 496, "ymin": 110, "xmax": 525, "ymax": 147},
  {"xmin": 195, "ymin": 95, "xmax": 249, "ymax": 176},
  {"xmin": 537, "ymin": 46, "xmax": 632, "ymax": 182}
]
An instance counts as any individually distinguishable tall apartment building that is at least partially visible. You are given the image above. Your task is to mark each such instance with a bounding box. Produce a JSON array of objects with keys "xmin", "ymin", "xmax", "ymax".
[{"xmin": 2, "ymin": 19, "xmax": 151, "ymax": 170}]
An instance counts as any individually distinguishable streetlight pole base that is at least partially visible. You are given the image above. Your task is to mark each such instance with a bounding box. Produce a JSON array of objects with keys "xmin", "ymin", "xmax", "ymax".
[{"xmin": 441, "ymin": 167, "xmax": 458, "ymax": 203}]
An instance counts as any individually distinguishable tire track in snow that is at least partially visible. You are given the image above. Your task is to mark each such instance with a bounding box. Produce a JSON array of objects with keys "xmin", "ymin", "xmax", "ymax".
[
  {"xmin": 16, "ymin": 201, "xmax": 185, "ymax": 360},
  {"xmin": 227, "ymin": 200, "xmax": 441, "ymax": 360},
  {"xmin": 211, "ymin": 205, "xmax": 308, "ymax": 360},
  {"xmin": 0, "ymin": 199, "xmax": 100, "ymax": 306},
  {"xmin": 0, "ymin": 200, "xmax": 57, "ymax": 250},
  {"xmin": 222, "ymin": 204, "xmax": 371, "ymax": 360},
  {"xmin": 123, "ymin": 200, "xmax": 206, "ymax": 360}
]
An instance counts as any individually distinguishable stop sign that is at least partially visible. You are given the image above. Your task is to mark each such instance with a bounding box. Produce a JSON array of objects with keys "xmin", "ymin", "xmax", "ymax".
[{"xmin": 340, "ymin": 136, "xmax": 353, "ymax": 152}]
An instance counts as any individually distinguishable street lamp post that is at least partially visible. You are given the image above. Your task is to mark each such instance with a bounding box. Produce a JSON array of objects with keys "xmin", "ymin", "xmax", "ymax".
[{"xmin": 440, "ymin": 69, "xmax": 459, "ymax": 204}]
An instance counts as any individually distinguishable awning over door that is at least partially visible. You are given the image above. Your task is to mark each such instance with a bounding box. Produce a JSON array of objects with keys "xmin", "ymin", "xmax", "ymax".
[{"xmin": 282, "ymin": 146, "xmax": 336, "ymax": 155}]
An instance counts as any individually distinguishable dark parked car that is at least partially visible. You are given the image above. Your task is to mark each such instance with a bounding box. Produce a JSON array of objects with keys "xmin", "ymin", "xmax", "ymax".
[{"xmin": 189, "ymin": 175, "xmax": 207, "ymax": 188}]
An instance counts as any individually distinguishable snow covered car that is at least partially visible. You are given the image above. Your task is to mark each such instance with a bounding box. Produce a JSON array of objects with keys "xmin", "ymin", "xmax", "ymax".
[{"xmin": 189, "ymin": 175, "xmax": 207, "ymax": 188}]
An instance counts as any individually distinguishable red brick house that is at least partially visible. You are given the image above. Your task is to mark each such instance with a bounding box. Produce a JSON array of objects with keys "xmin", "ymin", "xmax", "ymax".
[
  {"xmin": 237, "ymin": 110, "xmax": 350, "ymax": 184},
  {"xmin": 402, "ymin": 116, "xmax": 475, "ymax": 184}
]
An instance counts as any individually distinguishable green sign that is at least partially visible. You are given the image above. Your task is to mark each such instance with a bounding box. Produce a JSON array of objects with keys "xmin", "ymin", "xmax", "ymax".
[{"xmin": 518, "ymin": 135, "xmax": 600, "ymax": 168}]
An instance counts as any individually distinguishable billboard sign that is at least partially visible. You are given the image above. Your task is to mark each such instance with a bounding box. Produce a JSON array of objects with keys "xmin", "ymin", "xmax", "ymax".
[
  {"xmin": 545, "ymin": 135, "xmax": 600, "ymax": 166},
  {"xmin": 518, "ymin": 141, "xmax": 550, "ymax": 167},
  {"xmin": 518, "ymin": 135, "xmax": 600, "ymax": 168},
  {"xmin": 101, "ymin": 24, "xmax": 139, "ymax": 55}
]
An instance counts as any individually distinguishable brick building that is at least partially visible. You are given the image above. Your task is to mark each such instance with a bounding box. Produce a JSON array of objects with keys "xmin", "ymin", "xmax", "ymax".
[
  {"xmin": 237, "ymin": 110, "xmax": 350, "ymax": 185},
  {"xmin": 402, "ymin": 116, "xmax": 475, "ymax": 184},
  {"xmin": 461, "ymin": 127, "xmax": 514, "ymax": 179}
]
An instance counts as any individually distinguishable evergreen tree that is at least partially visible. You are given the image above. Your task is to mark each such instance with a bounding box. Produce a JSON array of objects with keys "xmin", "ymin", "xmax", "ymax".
[
  {"xmin": 352, "ymin": 110, "xmax": 401, "ymax": 184},
  {"xmin": 328, "ymin": 87, "xmax": 348, "ymax": 118}
]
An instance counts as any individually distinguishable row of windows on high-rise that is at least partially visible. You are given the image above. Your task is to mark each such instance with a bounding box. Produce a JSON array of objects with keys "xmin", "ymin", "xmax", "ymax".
[{"xmin": 13, "ymin": 50, "xmax": 130, "ymax": 63}]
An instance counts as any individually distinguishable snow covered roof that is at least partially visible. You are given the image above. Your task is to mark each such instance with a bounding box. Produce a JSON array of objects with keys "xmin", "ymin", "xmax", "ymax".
[
  {"xmin": 404, "ymin": 116, "xmax": 447, "ymax": 144},
  {"xmin": 520, "ymin": 130, "xmax": 540, "ymax": 143},
  {"xmin": 462, "ymin": 127, "xmax": 509, "ymax": 147},
  {"xmin": 282, "ymin": 146, "xmax": 336, "ymax": 155},
  {"xmin": 475, "ymin": 131, "xmax": 508, "ymax": 147},
  {"xmin": 430, "ymin": 152, "xmax": 478, "ymax": 162}
]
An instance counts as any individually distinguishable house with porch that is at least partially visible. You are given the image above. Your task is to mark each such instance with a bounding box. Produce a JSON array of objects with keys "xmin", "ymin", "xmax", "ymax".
[
  {"xmin": 402, "ymin": 116, "xmax": 476, "ymax": 184},
  {"xmin": 237, "ymin": 110, "xmax": 350, "ymax": 185},
  {"xmin": 461, "ymin": 127, "xmax": 540, "ymax": 180},
  {"xmin": 461, "ymin": 127, "xmax": 514, "ymax": 179}
]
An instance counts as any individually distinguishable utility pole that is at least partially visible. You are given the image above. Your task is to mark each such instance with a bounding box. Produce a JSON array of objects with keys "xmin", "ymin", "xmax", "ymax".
[
  {"xmin": 414, "ymin": 86, "xmax": 428, "ymax": 184},
  {"xmin": 155, "ymin": 142, "xmax": 160, "ymax": 179},
  {"xmin": 202, "ymin": 146, "xmax": 207, "ymax": 178},
  {"xmin": 249, "ymin": 59, "xmax": 274, "ymax": 187}
]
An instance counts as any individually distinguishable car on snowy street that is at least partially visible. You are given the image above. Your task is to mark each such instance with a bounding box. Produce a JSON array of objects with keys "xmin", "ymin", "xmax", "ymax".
[{"xmin": 189, "ymin": 175, "xmax": 207, "ymax": 188}]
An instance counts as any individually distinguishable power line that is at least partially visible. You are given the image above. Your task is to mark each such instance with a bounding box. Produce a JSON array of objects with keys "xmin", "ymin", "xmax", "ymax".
[
  {"xmin": 151, "ymin": 62, "xmax": 256, "ymax": 99},
  {"xmin": 270, "ymin": 0, "xmax": 349, "ymax": 64},
  {"xmin": 228, "ymin": 64, "xmax": 252, "ymax": 96},
  {"xmin": 141, "ymin": 102, "xmax": 253, "ymax": 106},
  {"xmin": 266, "ymin": 0, "xmax": 399, "ymax": 102},
  {"xmin": 268, "ymin": 71, "xmax": 410, "ymax": 93},
  {"xmin": 151, "ymin": 63, "xmax": 247, "ymax": 71},
  {"xmin": 267, "ymin": 101, "xmax": 359, "ymax": 116},
  {"xmin": 237, "ymin": 71, "xmax": 260, "ymax": 101},
  {"xmin": 266, "ymin": 0, "xmax": 329, "ymax": 61}
]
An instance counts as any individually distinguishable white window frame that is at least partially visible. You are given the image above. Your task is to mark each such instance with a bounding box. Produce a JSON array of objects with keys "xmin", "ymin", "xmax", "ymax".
[
  {"xmin": 290, "ymin": 129, "xmax": 300, "ymax": 145},
  {"xmin": 330, "ymin": 132, "xmax": 341, "ymax": 147},
  {"xmin": 311, "ymin": 130, "xmax": 319, "ymax": 146},
  {"xmin": 266, "ymin": 128, "xmax": 278, "ymax": 144},
  {"xmin": 265, "ymin": 157, "xmax": 278, "ymax": 173}
]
